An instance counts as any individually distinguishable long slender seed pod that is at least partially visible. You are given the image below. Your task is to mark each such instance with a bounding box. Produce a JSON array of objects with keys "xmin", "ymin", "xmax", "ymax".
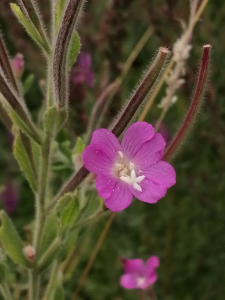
[
  {"xmin": 163, "ymin": 45, "xmax": 211, "ymax": 162},
  {"xmin": 53, "ymin": 0, "xmax": 85, "ymax": 110},
  {"xmin": 49, "ymin": 48, "xmax": 170, "ymax": 205},
  {"xmin": 0, "ymin": 33, "xmax": 18, "ymax": 92},
  {"xmin": 111, "ymin": 47, "xmax": 170, "ymax": 137}
]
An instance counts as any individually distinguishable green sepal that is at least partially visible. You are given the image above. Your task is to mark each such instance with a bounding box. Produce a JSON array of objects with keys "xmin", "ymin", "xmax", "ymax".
[
  {"xmin": 13, "ymin": 132, "xmax": 37, "ymax": 191},
  {"xmin": 0, "ymin": 210, "xmax": 30, "ymax": 268},
  {"xmin": 68, "ymin": 32, "xmax": 81, "ymax": 69},
  {"xmin": 73, "ymin": 137, "xmax": 85, "ymax": 155},
  {"xmin": 10, "ymin": 4, "xmax": 50, "ymax": 55}
]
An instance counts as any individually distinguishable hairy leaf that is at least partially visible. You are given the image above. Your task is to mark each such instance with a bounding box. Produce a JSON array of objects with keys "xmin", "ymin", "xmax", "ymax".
[{"xmin": 0, "ymin": 211, "xmax": 30, "ymax": 268}]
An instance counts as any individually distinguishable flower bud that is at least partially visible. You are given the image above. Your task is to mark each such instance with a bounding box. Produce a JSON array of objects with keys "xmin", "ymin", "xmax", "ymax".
[
  {"xmin": 23, "ymin": 245, "xmax": 35, "ymax": 262},
  {"xmin": 11, "ymin": 53, "xmax": 24, "ymax": 79}
]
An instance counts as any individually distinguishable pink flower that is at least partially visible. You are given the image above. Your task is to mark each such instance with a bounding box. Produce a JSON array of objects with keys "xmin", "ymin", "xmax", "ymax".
[
  {"xmin": 82, "ymin": 122, "xmax": 176, "ymax": 212},
  {"xmin": 120, "ymin": 256, "xmax": 159, "ymax": 289},
  {"xmin": 71, "ymin": 52, "xmax": 94, "ymax": 88}
]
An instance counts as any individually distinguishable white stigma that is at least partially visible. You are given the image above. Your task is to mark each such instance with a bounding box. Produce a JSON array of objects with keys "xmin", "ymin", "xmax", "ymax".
[{"xmin": 115, "ymin": 151, "xmax": 145, "ymax": 191}]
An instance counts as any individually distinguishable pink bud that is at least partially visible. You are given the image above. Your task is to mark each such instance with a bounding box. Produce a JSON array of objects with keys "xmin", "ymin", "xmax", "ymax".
[
  {"xmin": 11, "ymin": 53, "xmax": 24, "ymax": 79},
  {"xmin": 23, "ymin": 245, "xmax": 35, "ymax": 262}
]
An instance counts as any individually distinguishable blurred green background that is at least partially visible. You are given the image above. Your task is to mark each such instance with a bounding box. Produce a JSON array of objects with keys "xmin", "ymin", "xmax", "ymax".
[{"xmin": 0, "ymin": 0, "xmax": 225, "ymax": 299}]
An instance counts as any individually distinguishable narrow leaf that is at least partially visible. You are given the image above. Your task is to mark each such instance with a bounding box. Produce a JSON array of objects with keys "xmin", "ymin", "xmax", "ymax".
[
  {"xmin": 10, "ymin": 4, "xmax": 50, "ymax": 55},
  {"xmin": 39, "ymin": 212, "xmax": 59, "ymax": 258},
  {"xmin": 23, "ymin": 74, "xmax": 34, "ymax": 95},
  {"xmin": 13, "ymin": 133, "xmax": 37, "ymax": 191},
  {"xmin": 68, "ymin": 32, "xmax": 81, "ymax": 69},
  {"xmin": 16, "ymin": 0, "xmax": 50, "ymax": 53},
  {"xmin": 73, "ymin": 137, "xmax": 85, "ymax": 155},
  {"xmin": 0, "ymin": 210, "xmax": 30, "ymax": 268},
  {"xmin": 61, "ymin": 196, "xmax": 79, "ymax": 227}
]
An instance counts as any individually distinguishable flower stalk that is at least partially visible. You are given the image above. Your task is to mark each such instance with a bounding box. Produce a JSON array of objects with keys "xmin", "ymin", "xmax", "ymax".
[{"xmin": 163, "ymin": 45, "xmax": 211, "ymax": 162}]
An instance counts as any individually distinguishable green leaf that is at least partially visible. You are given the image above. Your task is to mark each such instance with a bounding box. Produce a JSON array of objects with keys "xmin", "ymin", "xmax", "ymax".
[
  {"xmin": 0, "ymin": 211, "xmax": 30, "ymax": 268},
  {"xmin": 44, "ymin": 106, "xmax": 67, "ymax": 135},
  {"xmin": 68, "ymin": 32, "xmax": 81, "ymax": 69},
  {"xmin": 39, "ymin": 212, "xmax": 59, "ymax": 258},
  {"xmin": 23, "ymin": 74, "xmax": 34, "ymax": 95},
  {"xmin": 13, "ymin": 133, "xmax": 37, "ymax": 191},
  {"xmin": 38, "ymin": 238, "xmax": 60, "ymax": 272},
  {"xmin": 56, "ymin": 193, "xmax": 74, "ymax": 214},
  {"xmin": 73, "ymin": 137, "xmax": 85, "ymax": 155},
  {"xmin": 61, "ymin": 197, "xmax": 79, "ymax": 227},
  {"xmin": 10, "ymin": 4, "xmax": 50, "ymax": 54},
  {"xmin": 56, "ymin": 192, "xmax": 79, "ymax": 228},
  {"xmin": 0, "ymin": 95, "xmax": 42, "ymax": 144}
]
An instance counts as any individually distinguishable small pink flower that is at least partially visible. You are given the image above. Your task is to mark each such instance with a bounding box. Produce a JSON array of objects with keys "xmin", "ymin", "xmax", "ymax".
[
  {"xmin": 120, "ymin": 256, "xmax": 159, "ymax": 289},
  {"xmin": 82, "ymin": 122, "xmax": 176, "ymax": 212}
]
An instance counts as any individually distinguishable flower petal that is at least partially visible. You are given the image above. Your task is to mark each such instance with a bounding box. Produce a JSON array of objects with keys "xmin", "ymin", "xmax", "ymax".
[
  {"xmin": 121, "ymin": 122, "xmax": 155, "ymax": 160},
  {"xmin": 146, "ymin": 256, "xmax": 159, "ymax": 284},
  {"xmin": 95, "ymin": 173, "xmax": 117, "ymax": 199},
  {"xmin": 144, "ymin": 161, "xmax": 176, "ymax": 188},
  {"xmin": 132, "ymin": 133, "xmax": 166, "ymax": 169},
  {"xmin": 90, "ymin": 128, "xmax": 121, "ymax": 160},
  {"xmin": 120, "ymin": 274, "xmax": 137, "ymax": 289},
  {"xmin": 131, "ymin": 162, "xmax": 176, "ymax": 203},
  {"xmin": 146, "ymin": 256, "xmax": 160, "ymax": 270},
  {"xmin": 82, "ymin": 145, "xmax": 112, "ymax": 175},
  {"xmin": 104, "ymin": 181, "xmax": 133, "ymax": 212},
  {"xmin": 123, "ymin": 259, "xmax": 145, "ymax": 274}
]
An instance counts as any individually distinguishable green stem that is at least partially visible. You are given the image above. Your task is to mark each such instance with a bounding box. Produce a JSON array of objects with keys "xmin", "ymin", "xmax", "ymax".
[
  {"xmin": 43, "ymin": 260, "xmax": 59, "ymax": 300},
  {"xmin": 30, "ymin": 134, "xmax": 53, "ymax": 300},
  {"xmin": 0, "ymin": 281, "xmax": 13, "ymax": 300}
]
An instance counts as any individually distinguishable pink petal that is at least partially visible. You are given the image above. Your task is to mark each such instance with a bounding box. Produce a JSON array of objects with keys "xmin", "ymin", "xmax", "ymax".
[
  {"xmin": 95, "ymin": 173, "xmax": 117, "ymax": 199},
  {"xmin": 132, "ymin": 133, "xmax": 166, "ymax": 169},
  {"xmin": 146, "ymin": 256, "xmax": 160, "ymax": 270},
  {"xmin": 147, "ymin": 271, "xmax": 158, "ymax": 285},
  {"xmin": 144, "ymin": 161, "xmax": 176, "ymax": 188},
  {"xmin": 121, "ymin": 122, "xmax": 155, "ymax": 160},
  {"xmin": 131, "ymin": 162, "xmax": 176, "ymax": 203},
  {"xmin": 146, "ymin": 256, "xmax": 160, "ymax": 284},
  {"xmin": 104, "ymin": 181, "xmax": 133, "ymax": 212},
  {"xmin": 90, "ymin": 129, "xmax": 121, "ymax": 160},
  {"xmin": 123, "ymin": 259, "xmax": 145, "ymax": 274},
  {"xmin": 120, "ymin": 274, "xmax": 137, "ymax": 289},
  {"xmin": 82, "ymin": 145, "xmax": 112, "ymax": 175}
]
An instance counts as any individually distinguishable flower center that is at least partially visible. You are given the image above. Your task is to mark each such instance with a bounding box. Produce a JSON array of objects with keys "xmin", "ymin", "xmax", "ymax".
[
  {"xmin": 136, "ymin": 276, "xmax": 146, "ymax": 288},
  {"xmin": 114, "ymin": 151, "xmax": 145, "ymax": 192}
]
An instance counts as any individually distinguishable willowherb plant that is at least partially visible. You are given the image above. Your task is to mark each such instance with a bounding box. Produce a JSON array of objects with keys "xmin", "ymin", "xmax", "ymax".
[{"xmin": 0, "ymin": 0, "xmax": 210, "ymax": 299}]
